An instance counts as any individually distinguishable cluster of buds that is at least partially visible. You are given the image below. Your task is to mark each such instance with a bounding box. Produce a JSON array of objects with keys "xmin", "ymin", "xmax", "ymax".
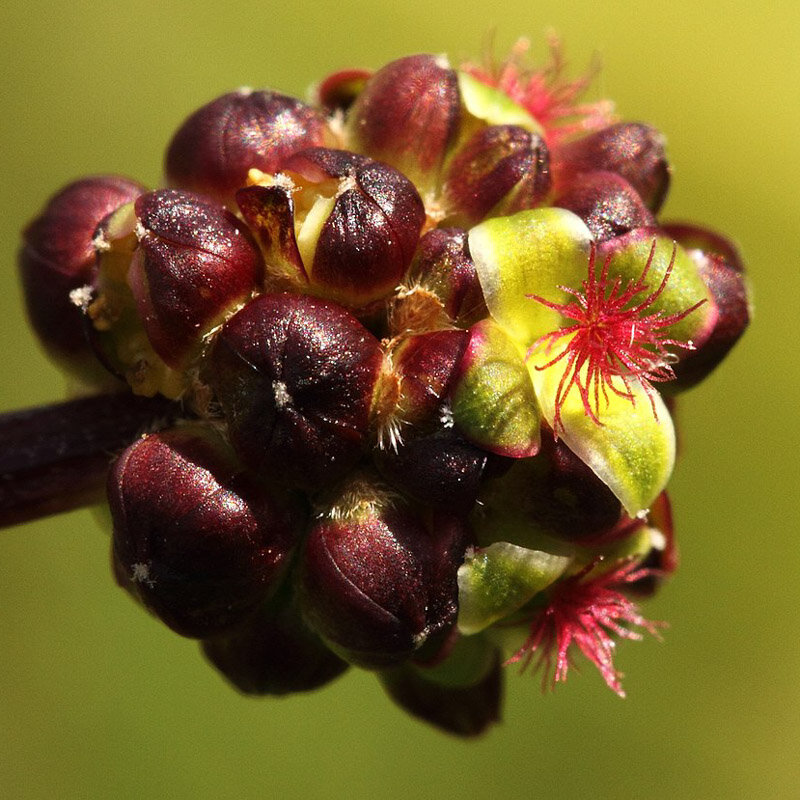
[{"xmin": 9, "ymin": 39, "xmax": 750, "ymax": 737}]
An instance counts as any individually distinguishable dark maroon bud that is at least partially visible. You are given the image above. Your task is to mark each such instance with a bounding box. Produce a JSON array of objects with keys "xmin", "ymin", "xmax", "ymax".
[
  {"xmin": 391, "ymin": 329, "xmax": 468, "ymax": 424},
  {"xmin": 285, "ymin": 148, "xmax": 425, "ymax": 306},
  {"xmin": 374, "ymin": 426, "xmax": 488, "ymax": 511},
  {"xmin": 443, "ymin": 125, "xmax": 550, "ymax": 226},
  {"xmin": 554, "ymin": 122, "xmax": 671, "ymax": 212},
  {"xmin": 202, "ymin": 590, "xmax": 349, "ymax": 695},
  {"xmin": 297, "ymin": 486, "xmax": 468, "ymax": 668},
  {"xmin": 533, "ymin": 430, "xmax": 624, "ymax": 542},
  {"xmin": 237, "ymin": 149, "xmax": 425, "ymax": 308},
  {"xmin": 86, "ymin": 190, "xmax": 264, "ymax": 400},
  {"xmin": 379, "ymin": 634, "xmax": 502, "ymax": 737},
  {"xmin": 130, "ymin": 189, "xmax": 263, "ymax": 371},
  {"xmin": 347, "ymin": 54, "xmax": 461, "ymax": 193},
  {"xmin": 109, "ymin": 425, "xmax": 303, "ymax": 638},
  {"xmin": 19, "ymin": 175, "xmax": 145, "ymax": 381},
  {"xmin": 373, "ymin": 328, "xmax": 467, "ymax": 451},
  {"xmin": 165, "ymin": 89, "xmax": 329, "ymax": 205},
  {"xmin": 661, "ymin": 222, "xmax": 745, "ymax": 273},
  {"xmin": 478, "ymin": 429, "xmax": 623, "ymax": 545},
  {"xmin": 315, "ymin": 68, "xmax": 372, "ymax": 113},
  {"xmin": 555, "ymin": 171, "xmax": 656, "ymax": 242},
  {"xmin": 404, "ymin": 228, "xmax": 487, "ymax": 327},
  {"xmin": 208, "ymin": 293, "xmax": 385, "ymax": 489},
  {"xmin": 85, "ymin": 202, "xmax": 176, "ymax": 398},
  {"xmin": 660, "ymin": 223, "xmax": 751, "ymax": 390}
]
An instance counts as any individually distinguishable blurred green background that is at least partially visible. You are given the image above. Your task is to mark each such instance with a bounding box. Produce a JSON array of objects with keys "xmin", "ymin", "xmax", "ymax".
[{"xmin": 1, "ymin": 1, "xmax": 797, "ymax": 797}]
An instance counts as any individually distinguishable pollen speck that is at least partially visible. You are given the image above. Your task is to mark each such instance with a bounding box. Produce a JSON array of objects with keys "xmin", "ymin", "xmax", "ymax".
[
  {"xmin": 272, "ymin": 380, "xmax": 292, "ymax": 409},
  {"xmin": 131, "ymin": 562, "xmax": 156, "ymax": 588}
]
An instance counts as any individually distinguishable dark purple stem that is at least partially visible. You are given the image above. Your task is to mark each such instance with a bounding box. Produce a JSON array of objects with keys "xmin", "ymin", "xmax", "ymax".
[{"xmin": 0, "ymin": 393, "xmax": 181, "ymax": 528}]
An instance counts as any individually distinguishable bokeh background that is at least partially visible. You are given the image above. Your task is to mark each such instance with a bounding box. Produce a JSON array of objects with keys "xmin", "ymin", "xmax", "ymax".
[{"xmin": 1, "ymin": 1, "xmax": 797, "ymax": 797}]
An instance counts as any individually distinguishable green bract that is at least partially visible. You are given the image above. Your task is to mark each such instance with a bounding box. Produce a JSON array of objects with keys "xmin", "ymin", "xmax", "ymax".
[
  {"xmin": 457, "ymin": 542, "xmax": 572, "ymax": 635},
  {"xmin": 468, "ymin": 208, "xmax": 592, "ymax": 347},
  {"xmin": 457, "ymin": 71, "xmax": 544, "ymax": 134},
  {"xmin": 528, "ymin": 355, "xmax": 676, "ymax": 515},
  {"xmin": 451, "ymin": 318, "xmax": 541, "ymax": 458},
  {"xmin": 602, "ymin": 233, "xmax": 714, "ymax": 343}
]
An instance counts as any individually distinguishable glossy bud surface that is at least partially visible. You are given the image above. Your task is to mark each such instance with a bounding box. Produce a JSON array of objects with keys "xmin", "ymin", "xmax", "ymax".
[
  {"xmin": 109, "ymin": 426, "xmax": 301, "ymax": 638},
  {"xmin": 555, "ymin": 171, "xmax": 655, "ymax": 241},
  {"xmin": 19, "ymin": 175, "xmax": 145, "ymax": 377},
  {"xmin": 443, "ymin": 124, "xmax": 550, "ymax": 225},
  {"xmin": 298, "ymin": 496, "xmax": 467, "ymax": 668},
  {"xmin": 555, "ymin": 122, "xmax": 671, "ymax": 212},
  {"xmin": 208, "ymin": 293, "xmax": 384, "ymax": 489},
  {"xmin": 347, "ymin": 54, "xmax": 461, "ymax": 193},
  {"xmin": 165, "ymin": 89, "xmax": 328, "ymax": 205},
  {"xmin": 406, "ymin": 228, "xmax": 487, "ymax": 326},
  {"xmin": 130, "ymin": 189, "xmax": 264, "ymax": 369}
]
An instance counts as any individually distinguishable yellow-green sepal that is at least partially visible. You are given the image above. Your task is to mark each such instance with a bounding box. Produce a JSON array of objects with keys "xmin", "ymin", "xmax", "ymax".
[
  {"xmin": 467, "ymin": 208, "xmax": 592, "ymax": 349},
  {"xmin": 575, "ymin": 523, "xmax": 659, "ymax": 579},
  {"xmin": 528, "ymin": 353, "xmax": 676, "ymax": 517},
  {"xmin": 600, "ymin": 233, "xmax": 714, "ymax": 343},
  {"xmin": 457, "ymin": 71, "xmax": 544, "ymax": 135},
  {"xmin": 450, "ymin": 317, "xmax": 541, "ymax": 458},
  {"xmin": 457, "ymin": 541, "xmax": 572, "ymax": 635}
]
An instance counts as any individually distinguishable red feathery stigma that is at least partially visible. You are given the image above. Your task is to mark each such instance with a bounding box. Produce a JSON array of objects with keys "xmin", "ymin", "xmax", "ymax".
[
  {"xmin": 527, "ymin": 240, "xmax": 705, "ymax": 434},
  {"xmin": 463, "ymin": 35, "xmax": 616, "ymax": 144},
  {"xmin": 505, "ymin": 558, "xmax": 664, "ymax": 697}
]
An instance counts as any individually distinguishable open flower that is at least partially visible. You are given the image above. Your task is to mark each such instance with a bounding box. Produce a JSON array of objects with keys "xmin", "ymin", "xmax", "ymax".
[{"xmin": 467, "ymin": 208, "xmax": 714, "ymax": 516}]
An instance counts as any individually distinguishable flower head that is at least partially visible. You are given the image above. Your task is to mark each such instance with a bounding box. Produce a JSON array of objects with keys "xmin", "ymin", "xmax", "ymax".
[
  {"xmin": 9, "ymin": 39, "xmax": 750, "ymax": 738},
  {"xmin": 505, "ymin": 558, "xmax": 664, "ymax": 697},
  {"xmin": 528, "ymin": 240, "xmax": 705, "ymax": 434}
]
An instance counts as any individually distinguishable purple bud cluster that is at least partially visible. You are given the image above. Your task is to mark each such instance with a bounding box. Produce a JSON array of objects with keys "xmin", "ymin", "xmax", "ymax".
[{"xmin": 17, "ymin": 44, "xmax": 750, "ymax": 737}]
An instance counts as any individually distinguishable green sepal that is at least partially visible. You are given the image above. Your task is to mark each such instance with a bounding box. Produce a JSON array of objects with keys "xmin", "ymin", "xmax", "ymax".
[
  {"xmin": 450, "ymin": 317, "xmax": 541, "ymax": 457},
  {"xmin": 467, "ymin": 208, "xmax": 592, "ymax": 349},
  {"xmin": 575, "ymin": 523, "xmax": 659, "ymax": 579},
  {"xmin": 457, "ymin": 541, "xmax": 572, "ymax": 635},
  {"xmin": 528, "ymin": 354, "xmax": 676, "ymax": 517},
  {"xmin": 457, "ymin": 72, "xmax": 544, "ymax": 135},
  {"xmin": 601, "ymin": 233, "xmax": 714, "ymax": 343}
]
